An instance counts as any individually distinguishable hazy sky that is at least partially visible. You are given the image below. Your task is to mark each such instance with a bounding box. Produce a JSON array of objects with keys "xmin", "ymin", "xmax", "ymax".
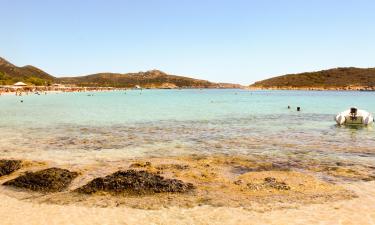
[{"xmin": 1, "ymin": 0, "xmax": 375, "ymax": 84}]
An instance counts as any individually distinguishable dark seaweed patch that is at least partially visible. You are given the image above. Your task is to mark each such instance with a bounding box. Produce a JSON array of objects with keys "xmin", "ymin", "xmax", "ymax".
[
  {"xmin": 3, "ymin": 168, "xmax": 78, "ymax": 192},
  {"xmin": 0, "ymin": 160, "xmax": 22, "ymax": 177},
  {"xmin": 77, "ymin": 170, "xmax": 195, "ymax": 195}
]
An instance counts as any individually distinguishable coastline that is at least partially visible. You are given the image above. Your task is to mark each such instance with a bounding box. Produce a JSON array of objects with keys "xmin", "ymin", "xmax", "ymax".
[
  {"xmin": 0, "ymin": 86, "xmax": 245, "ymax": 96},
  {"xmin": 247, "ymin": 86, "xmax": 375, "ymax": 91},
  {"xmin": 3, "ymin": 85, "xmax": 374, "ymax": 96}
]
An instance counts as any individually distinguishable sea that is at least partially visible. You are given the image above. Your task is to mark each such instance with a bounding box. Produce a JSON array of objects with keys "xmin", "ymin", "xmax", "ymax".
[{"xmin": 0, "ymin": 89, "xmax": 374, "ymax": 167}]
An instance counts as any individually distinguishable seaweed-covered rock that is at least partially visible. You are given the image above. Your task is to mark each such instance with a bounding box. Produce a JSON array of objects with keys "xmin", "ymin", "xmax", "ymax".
[
  {"xmin": 3, "ymin": 167, "xmax": 78, "ymax": 192},
  {"xmin": 0, "ymin": 160, "xmax": 22, "ymax": 177},
  {"xmin": 77, "ymin": 170, "xmax": 195, "ymax": 195}
]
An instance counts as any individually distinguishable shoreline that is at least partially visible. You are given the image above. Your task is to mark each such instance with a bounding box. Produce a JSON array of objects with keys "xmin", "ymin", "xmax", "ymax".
[
  {"xmin": 0, "ymin": 155, "xmax": 374, "ymax": 224},
  {"xmin": 1, "ymin": 154, "xmax": 373, "ymax": 208},
  {"xmin": 0, "ymin": 181, "xmax": 373, "ymax": 225},
  {"xmin": 2, "ymin": 85, "xmax": 375, "ymax": 94},
  {"xmin": 247, "ymin": 86, "xmax": 375, "ymax": 91},
  {"xmin": 0, "ymin": 86, "xmax": 247, "ymax": 96},
  {"xmin": 2, "ymin": 86, "xmax": 375, "ymax": 96}
]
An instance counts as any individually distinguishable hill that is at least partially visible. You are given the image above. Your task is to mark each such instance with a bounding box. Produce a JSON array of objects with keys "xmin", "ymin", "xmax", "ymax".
[
  {"xmin": 58, "ymin": 70, "xmax": 239, "ymax": 88},
  {"xmin": 0, "ymin": 57, "xmax": 241, "ymax": 88},
  {"xmin": 0, "ymin": 57, "xmax": 55, "ymax": 85},
  {"xmin": 249, "ymin": 67, "xmax": 375, "ymax": 90}
]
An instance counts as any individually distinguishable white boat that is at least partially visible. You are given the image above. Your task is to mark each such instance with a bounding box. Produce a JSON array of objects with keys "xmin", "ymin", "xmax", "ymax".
[{"xmin": 335, "ymin": 107, "xmax": 374, "ymax": 126}]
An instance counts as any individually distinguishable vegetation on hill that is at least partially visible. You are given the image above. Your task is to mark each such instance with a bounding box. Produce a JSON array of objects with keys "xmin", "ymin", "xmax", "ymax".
[
  {"xmin": 58, "ymin": 70, "xmax": 218, "ymax": 88},
  {"xmin": 0, "ymin": 57, "xmax": 55, "ymax": 85},
  {"xmin": 0, "ymin": 57, "xmax": 241, "ymax": 88},
  {"xmin": 250, "ymin": 67, "xmax": 375, "ymax": 89}
]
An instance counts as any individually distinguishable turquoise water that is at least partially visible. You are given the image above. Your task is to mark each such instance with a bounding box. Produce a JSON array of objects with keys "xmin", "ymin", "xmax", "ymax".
[{"xmin": 0, "ymin": 89, "xmax": 374, "ymax": 166}]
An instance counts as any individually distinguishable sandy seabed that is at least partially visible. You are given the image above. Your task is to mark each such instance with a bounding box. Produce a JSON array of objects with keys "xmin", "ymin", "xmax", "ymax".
[{"xmin": 0, "ymin": 181, "xmax": 373, "ymax": 225}]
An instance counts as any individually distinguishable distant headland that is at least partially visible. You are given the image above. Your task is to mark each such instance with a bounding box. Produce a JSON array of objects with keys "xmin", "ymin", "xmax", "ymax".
[
  {"xmin": 3, "ymin": 56, "xmax": 375, "ymax": 91},
  {"xmin": 249, "ymin": 67, "xmax": 375, "ymax": 91},
  {"xmin": 0, "ymin": 57, "xmax": 242, "ymax": 89}
]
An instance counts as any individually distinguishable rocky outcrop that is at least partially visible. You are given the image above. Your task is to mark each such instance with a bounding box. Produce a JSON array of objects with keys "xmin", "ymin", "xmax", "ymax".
[
  {"xmin": 76, "ymin": 170, "xmax": 195, "ymax": 195},
  {"xmin": 0, "ymin": 160, "xmax": 22, "ymax": 177},
  {"xmin": 3, "ymin": 168, "xmax": 78, "ymax": 192}
]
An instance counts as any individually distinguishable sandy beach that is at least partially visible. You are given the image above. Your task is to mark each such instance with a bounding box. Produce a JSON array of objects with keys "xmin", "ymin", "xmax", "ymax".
[
  {"xmin": 0, "ymin": 154, "xmax": 374, "ymax": 225},
  {"xmin": 0, "ymin": 181, "xmax": 373, "ymax": 225}
]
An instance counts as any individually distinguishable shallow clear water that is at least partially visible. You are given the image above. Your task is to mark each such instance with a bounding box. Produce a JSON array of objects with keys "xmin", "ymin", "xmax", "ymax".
[{"xmin": 0, "ymin": 89, "xmax": 374, "ymax": 166}]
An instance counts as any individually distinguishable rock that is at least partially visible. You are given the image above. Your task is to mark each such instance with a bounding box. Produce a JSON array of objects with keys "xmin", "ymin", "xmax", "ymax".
[
  {"xmin": 129, "ymin": 162, "xmax": 152, "ymax": 168},
  {"xmin": 264, "ymin": 177, "xmax": 277, "ymax": 183},
  {"xmin": 232, "ymin": 163, "xmax": 291, "ymax": 175},
  {"xmin": 264, "ymin": 177, "xmax": 290, "ymax": 190},
  {"xmin": 335, "ymin": 162, "xmax": 345, "ymax": 166},
  {"xmin": 3, "ymin": 168, "xmax": 78, "ymax": 192},
  {"xmin": 0, "ymin": 160, "xmax": 22, "ymax": 177},
  {"xmin": 76, "ymin": 170, "xmax": 195, "ymax": 195},
  {"xmin": 156, "ymin": 164, "xmax": 190, "ymax": 170},
  {"xmin": 247, "ymin": 183, "xmax": 262, "ymax": 191},
  {"xmin": 247, "ymin": 177, "xmax": 290, "ymax": 191},
  {"xmin": 233, "ymin": 180, "xmax": 243, "ymax": 185}
]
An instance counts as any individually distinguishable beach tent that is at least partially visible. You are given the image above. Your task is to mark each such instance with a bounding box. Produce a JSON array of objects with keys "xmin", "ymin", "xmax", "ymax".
[{"xmin": 13, "ymin": 82, "xmax": 27, "ymax": 87}]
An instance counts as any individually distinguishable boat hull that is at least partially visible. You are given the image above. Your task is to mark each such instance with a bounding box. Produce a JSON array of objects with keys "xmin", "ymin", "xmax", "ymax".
[{"xmin": 335, "ymin": 109, "xmax": 374, "ymax": 126}]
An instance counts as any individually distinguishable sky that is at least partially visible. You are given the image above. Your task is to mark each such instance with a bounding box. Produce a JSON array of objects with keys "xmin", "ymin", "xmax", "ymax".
[{"xmin": 1, "ymin": 0, "xmax": 375, "ymax": 85}]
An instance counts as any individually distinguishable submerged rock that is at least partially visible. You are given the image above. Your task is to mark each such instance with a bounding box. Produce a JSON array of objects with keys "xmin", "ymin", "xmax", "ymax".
[
  {"xmin": 3, "ymin": 168, "xmax": 78, "ymax": 192},
  {"xmin": 231, "ymin": 163, "xmax": 291, "ymax": 175},
  {"xmin": 0, "ymin": 160, "xmax": 22, "ymax": 177},
  {"xmin": 77, "ymin": 170, "xmax": 195, "ymax": 195}
]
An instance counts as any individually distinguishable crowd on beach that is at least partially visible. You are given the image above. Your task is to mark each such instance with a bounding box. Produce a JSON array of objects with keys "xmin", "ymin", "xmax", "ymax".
[{"xmin": 0, "ymin": 86, "xmax": 128, "ymax": 96}]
